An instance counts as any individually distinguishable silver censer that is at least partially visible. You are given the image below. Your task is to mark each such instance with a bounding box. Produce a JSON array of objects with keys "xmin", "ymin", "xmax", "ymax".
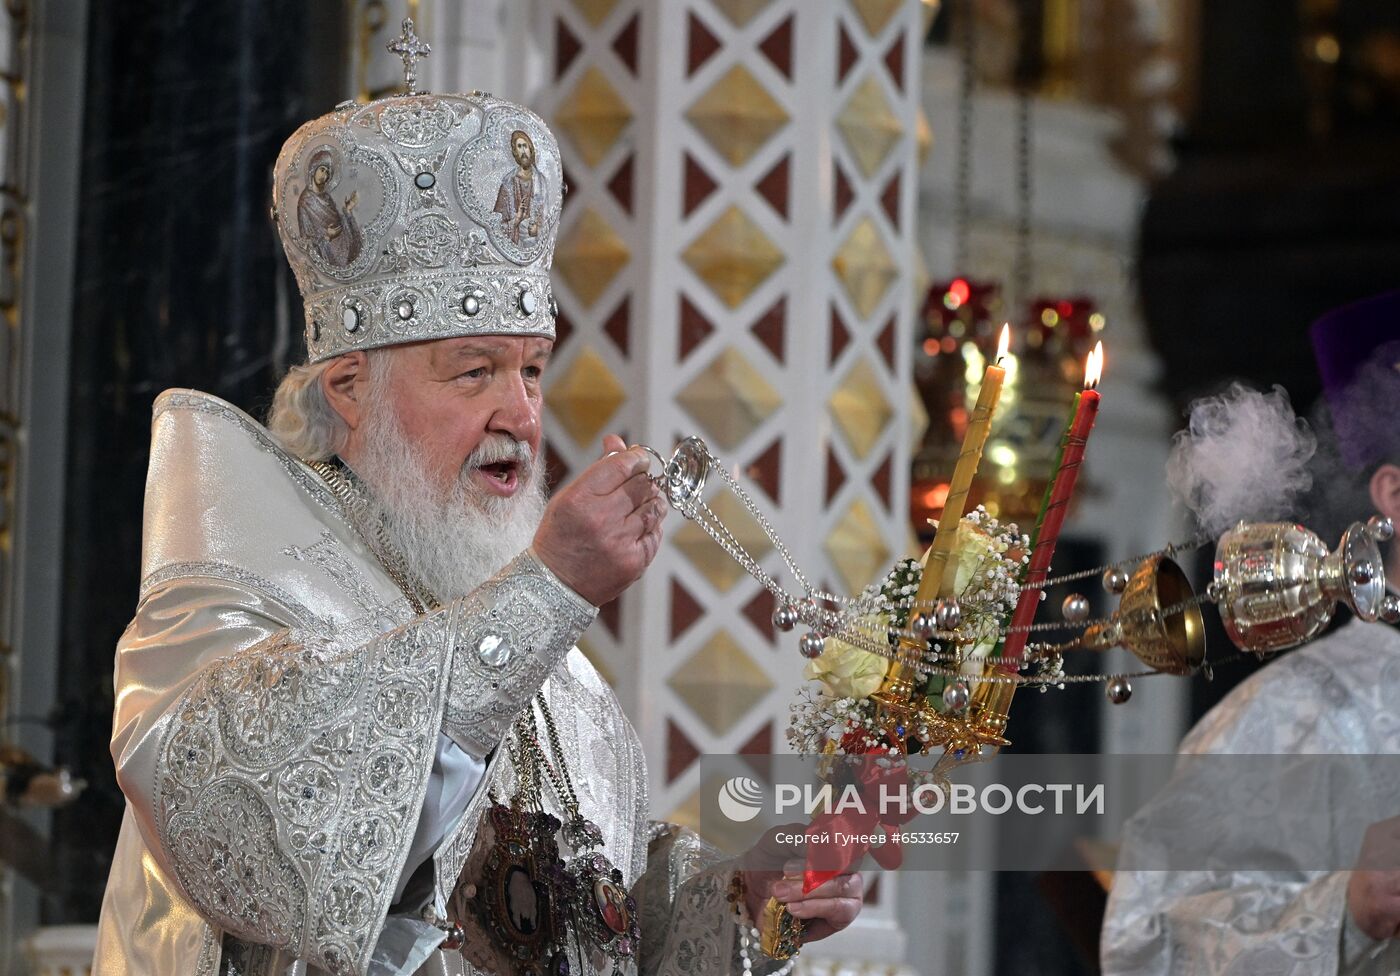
[{"xmin": 1210, "ymin": 518, "xmax": 1392, "ymax": 656}]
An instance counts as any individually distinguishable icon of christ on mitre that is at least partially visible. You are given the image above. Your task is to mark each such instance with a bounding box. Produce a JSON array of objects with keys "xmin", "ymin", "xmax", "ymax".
[{"xmin": 91, "ymin": 20, "xmax": 865, "ymax": 976}]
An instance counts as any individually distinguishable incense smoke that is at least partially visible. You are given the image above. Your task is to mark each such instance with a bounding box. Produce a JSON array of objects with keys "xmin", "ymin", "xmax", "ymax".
[{"xmin": 1166, "ymin": 383, "xmax": 1317, "ymax": 536}]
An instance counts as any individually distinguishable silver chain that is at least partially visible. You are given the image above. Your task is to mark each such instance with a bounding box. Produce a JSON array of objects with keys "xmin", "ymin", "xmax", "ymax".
[{"xmin": 651, "ymin": 436, "xmax": 1222, "ymax": 691}]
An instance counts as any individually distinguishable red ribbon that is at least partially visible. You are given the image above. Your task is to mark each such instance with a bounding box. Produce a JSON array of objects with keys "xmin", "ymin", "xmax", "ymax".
[{"xmin": 802, "ymin": 759, "xmax": 918, "ymax": 894}]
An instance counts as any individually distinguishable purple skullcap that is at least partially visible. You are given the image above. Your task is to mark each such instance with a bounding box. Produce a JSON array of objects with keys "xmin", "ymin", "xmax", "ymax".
[{"xmin": 1309, "ymin": 290, "xmax": 1400, "ymax": 470}]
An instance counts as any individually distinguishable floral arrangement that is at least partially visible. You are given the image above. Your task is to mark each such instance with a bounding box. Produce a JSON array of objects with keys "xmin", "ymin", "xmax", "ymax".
[{"xmin": 786, "ymin": 506, "xmax": 1029, "ymax": 757}]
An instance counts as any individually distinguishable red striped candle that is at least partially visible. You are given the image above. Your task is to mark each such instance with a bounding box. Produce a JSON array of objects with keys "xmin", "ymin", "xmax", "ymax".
[{"xmin": 1000, "ymin": 342, "xmax": 1103, "ymax": 664}]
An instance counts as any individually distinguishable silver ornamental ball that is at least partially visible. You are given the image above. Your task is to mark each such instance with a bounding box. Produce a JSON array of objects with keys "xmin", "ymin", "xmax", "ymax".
[
  {"xmin": 1061, "ymin": 593, "xmax": 1091, "ymax": 622},
  {"xmin": 798, "ymin": 633, "xmax": 826, "ymax": 659},
  {"xmin": 771, "ymin": 604, "xmax": 799, "ymax": 633},
  {"xmin": 1106, "ymin": 675, "xmax": 1133, "ymax": 705},
  {"xmin": 934, "ymin": 598, "xmax": 962, "ymax": 631},
  {"xmin": 942, "ymin": 680, "xmax": 970, "ymax": 712},
  {"xmin": 396, "ymin": 300, "xmax": 414, "ymax": 320},
  {"xmin": 462, "ymin": 294, "xmax": 481, "ymax": 317},
  {"xmin": 1103, "ymin": 567, "xmax": 1130, "ymax": 594},
  {"xmin": 910, "ymin": 612, "xmax": 936, "ymax": 640},
  {"xmin": 1370, "ymin": 515, "xmax": 1396, "ymax": 542},
  {"xmin": 1382, "ymin": 594, "xmax": 1400, "ymax": 624}
]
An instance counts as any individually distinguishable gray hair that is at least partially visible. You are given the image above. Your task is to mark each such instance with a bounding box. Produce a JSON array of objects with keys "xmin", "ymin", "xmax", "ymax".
[
  {"xmin": 267, "ymin": 351, "xmax": 395, "ymax": 461},
  {"xmin": 266, "ymin": 359, "xmax": 346, "ymax": 461}
]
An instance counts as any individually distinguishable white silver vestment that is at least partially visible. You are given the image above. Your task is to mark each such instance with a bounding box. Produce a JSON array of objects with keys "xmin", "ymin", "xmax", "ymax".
[
  {"xmin": 94, "ymin": 390, "xmax": 761, "ymax": 976},
  {"xmin": 1101, "ymin": 618, "xmax": 1400, "ymax": 974}
]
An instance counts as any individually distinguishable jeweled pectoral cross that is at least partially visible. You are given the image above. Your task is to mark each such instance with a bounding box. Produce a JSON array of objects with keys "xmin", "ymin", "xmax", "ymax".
[{"xmin": 388, "ymin": 17, "xmax": 431, "ymax": 95}]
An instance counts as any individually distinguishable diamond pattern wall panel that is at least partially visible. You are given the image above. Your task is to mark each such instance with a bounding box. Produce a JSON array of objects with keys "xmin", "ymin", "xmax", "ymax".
[
  {"xmin": 837, "ymin": 74, "xmax": 904, "ymax": 178},
  {"xmin": 675, "ymin": 346, "xmax": 782, "ymax": 450},
  {"xmin": 709, "ymin": 0, "xmax": 774, "ymax": 28},
  {"xmin": 917, "ymin": 106, "xmax": 933, "ymax": 165},
  {"xmin": 533, "ymin": 0, "xmax": 648, "ymax": 707},
  {"xmin": 667, "ymin": 630, "xmax": 773, "ymax": 735},
  {"xmin": 546, "ymin": 345, "xmax": 627, "ymax": 447},
  {"xmin": 833, "ymin": 215, "xmax": 898, "ymax": 318},
  {"xmin": 681, "ymin": 205, "xmax": 785, "ymax": 309},
  {"xmin": 849, "ymin": 0, "xmax": 902, "ymax": 37},
  {"xmin": 829, "ymin": 355, "xmax": 893, "ymax": 459},
  {"xmin": 571, "ymin": 0, "xmax": 620, "ymax": 27},
  {"xmin": 554, "ymin": 66, "xmax": 634, "ymax": 167},
  {"xmin": 555, "ymin": 207, "xmax": 631, "ymax": 308},
  {"xmin": 672, "ymin": 491, "xmax": 774, "ymax": 592},
  {"xmin": 530, "ymin": 4, "xmax": 921, "ymax": 901},
  {"xmin": 685, "ymin": 64, "xmax": 790, "ymax": 166},
  {"xmin": 825, "ymin": 497, "xmax": 891, "ymax": 593}
]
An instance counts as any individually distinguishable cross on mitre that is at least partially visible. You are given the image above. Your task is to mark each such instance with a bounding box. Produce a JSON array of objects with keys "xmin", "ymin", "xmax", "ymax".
[{"xmin": 388, "ymin": 17, "xmax": 431, "ymax": 95}]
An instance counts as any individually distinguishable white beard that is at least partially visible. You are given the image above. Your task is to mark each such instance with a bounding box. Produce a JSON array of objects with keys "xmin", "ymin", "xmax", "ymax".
[{"xmin": 351, "ymin": 391, "xmax": 547, "ymax": 602}]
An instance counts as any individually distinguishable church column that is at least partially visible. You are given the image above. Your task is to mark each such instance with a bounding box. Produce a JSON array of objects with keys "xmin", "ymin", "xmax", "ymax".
[{"xmin": 531, "ymin": 1, "xmax": 925, "ymax": 968}]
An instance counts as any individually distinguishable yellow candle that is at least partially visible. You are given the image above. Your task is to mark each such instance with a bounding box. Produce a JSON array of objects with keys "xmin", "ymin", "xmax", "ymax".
[
  {"xmin": 874, "ymin": 326, "xmax": 1010, "ymax": 705},
  {"xmin": 923, "ymin": 325, "xmax": 1009, "ymax": 599}
]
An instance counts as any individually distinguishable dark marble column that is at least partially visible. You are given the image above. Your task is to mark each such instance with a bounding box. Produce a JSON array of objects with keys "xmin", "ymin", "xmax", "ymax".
[{"xmin": 51, "ymin": 0, "xmax": 348, "ymax": 924}]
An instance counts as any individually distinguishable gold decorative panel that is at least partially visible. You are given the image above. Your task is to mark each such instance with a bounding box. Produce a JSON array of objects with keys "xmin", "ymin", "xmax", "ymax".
[
  {"xmin": 673, "ymin": 491, "xmax": 775, "ymax": 591},
  {"xmin": 571, "ymin": 0, "xmax": 620, "ymax": 27},
  {"xmin": 555, "ymin": 208, "xmax": 631, "ymax": 308},
  {"xmin": 829, "ymin": 356, "xmax": 893, "ymax": 459},
  {"xmin": 850, "ymin": 0, "xmax": 902, "ymax": 37},
  {"xmin": 836, "ymin": 75, "xmax": 903, "ymax": 178},
  {"xmin": 682, "ymin": 205, "xmax": 785, "ymax": 309},
  {"xmin": 676, "ymin": 346, "xmax": 782, "ymax": 451},
  {"xmin": 667, "ymin": 630, "xmax": 773, "ymax": 735},
  {"xmin": 546, "ymin": 345, "xmax": 627, "ymax": 447},
  {"xmin": 710, "ymin": 0, "xmax": 774, "ymax": 28},
  {"xmin": 554, "ymin": 66, "xmax": 633, "ymax": 168},
  {"xmin": 825, "ymin": 498, "xmax": 891, "ymax": 593},
  {"xmin": 832, "ymin": 217, "xmax": 897, "ymax": 319},
  {"xmin": 685, "ymin": 64, "xmax": 790, "ymax": 167}
]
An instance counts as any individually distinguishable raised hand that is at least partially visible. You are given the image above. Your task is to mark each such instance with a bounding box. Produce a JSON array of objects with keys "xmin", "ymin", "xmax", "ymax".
[{"xmin": 532, "ymin": 434, "xmax": 667, "ymax": 607}]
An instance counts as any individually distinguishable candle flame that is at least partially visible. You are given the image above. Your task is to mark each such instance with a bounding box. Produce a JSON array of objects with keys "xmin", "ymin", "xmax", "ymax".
[
  {"xmin": 1084, "ymin": 341, "xmax": 1104, "ymax": 389},
  {"xmin": 996, "ymin": 324, "xmax": 1011, "ymax": 364}
]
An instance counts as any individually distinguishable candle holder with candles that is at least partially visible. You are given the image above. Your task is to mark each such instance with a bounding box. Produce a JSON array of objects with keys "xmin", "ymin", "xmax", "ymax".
[
  {"xmin": 913, "ymin": 285, "xmax": 1106, "ymax": 536},
  {"xmin": 618, "ymin": 329, "xmax": 1400, "ymax": 948},
  {"xmin": 630, "ymin": 335, "xmax": 1399, "ymax": 757}
]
